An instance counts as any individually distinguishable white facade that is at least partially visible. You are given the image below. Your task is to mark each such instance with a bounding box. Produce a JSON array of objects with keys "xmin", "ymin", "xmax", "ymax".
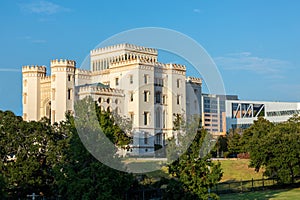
[
  {"xmin": 226, "ymin": 100, "xmax": 300, "ymax": 131},
  {"xmin": 22, "ymin": 43, "xmax": 201, "ymax": 156}
]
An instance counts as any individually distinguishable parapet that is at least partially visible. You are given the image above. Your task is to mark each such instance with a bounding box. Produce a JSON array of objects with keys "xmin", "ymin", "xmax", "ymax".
[
  {"xmin": 167, "ymin": 63, "xmax": 186, "ymax": 71},
  {"xmin": 90, "ymin": 43, "xmax": 158, "ymax": 55},
  {"xmin": 78, "ymin": 85, "xmax": 124, "ymax": 96},
  {"xmin": 40, "ymin": 76, "xmax": 51, "ymax": 83},
  {"xmin": 186, "ymin": 76, "xmax": 202, "ymax": 84},
  {"xmin": 75, "ymin": 68, "xmax": 92, "ymax": 75},
  {"xmin": 110, "ymin": 57, "xmax": 186, "ymax": 72},
  {"xmin": 22, "ymin": 65, "xmax": 47, "ymax": 73},
  {"xmin": 50, "ymin": 59, "xmax": 76, "ymax": 67}
]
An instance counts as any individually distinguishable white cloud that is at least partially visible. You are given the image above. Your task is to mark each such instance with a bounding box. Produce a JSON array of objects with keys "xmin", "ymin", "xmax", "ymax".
[
  {"xmin": 0, "ymin": 68, "xmax": 21, "ymax": 72},
  {"xmin": 17, "ymin": 36, "xmax": 47, "ymax": 44},
  {"xmin": 214, "ymin": 52, "xmax": 291, "ymax": 78},
  {"xmin": 193, "ymin": 9, "xmax": 202, "ymax": 13},
  {"xmin": 19, "ymin": 1, "xmax": 70, "ymax": 15},
  {"xmin": 32, "ymin": 39, "xmax": 47, "ymax": 43}
]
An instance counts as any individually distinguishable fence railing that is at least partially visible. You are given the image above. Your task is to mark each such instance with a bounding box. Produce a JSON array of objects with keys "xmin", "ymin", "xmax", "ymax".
[
  {"xmin": 212, "ymin": 176, "xmax": 300, "ymax": 194},
  {"xmin": 7, "ymin": 176, "xmax": 300, "ymax": 199}
]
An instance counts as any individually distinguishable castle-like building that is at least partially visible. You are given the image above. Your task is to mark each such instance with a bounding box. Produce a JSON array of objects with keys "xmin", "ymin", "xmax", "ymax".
[
  {"xmin": 22, "ymin": 43, "xmax": 300, "ymax": 156},
  {"xmin": 22, "ymin": 44, "xmax": 202, "ymax": 155}
]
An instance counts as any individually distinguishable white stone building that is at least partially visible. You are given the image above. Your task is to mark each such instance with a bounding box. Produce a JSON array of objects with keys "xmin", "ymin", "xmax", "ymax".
[{"xmin": 22, "ymin": 43, "xmax": 202, "ymax": 156}]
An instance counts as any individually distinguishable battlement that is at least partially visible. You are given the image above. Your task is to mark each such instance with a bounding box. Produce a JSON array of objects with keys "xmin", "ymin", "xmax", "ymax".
[
  {"xmin": 110, "ymin": 58, "xmax": 141, "ymax": 68},
  {"xmin": 186, "ymin": 76, "xmax": 202, "ymax": 84},
  {"xmin": 110, "ymin": 58, "xmax": 186, "ymax": 71},
  {"xmin": 40, "ymin": 76, "xmax": 51, "ymax": 83},
  {"xmin": 91, "ymin": 43, "xmax": 158, "ymax": 55},
  {"xmin": 75, "ymin": 68, "xmax": 92, "ymax": 75},
  {"xmin": 22, "ymin": 65, "xmax": 47, "ymax": 73},
  {"xmin": 167, "ymin": 63, "xmax": 186, "ymax": 71},
  {"xmin": 50, "ymin": 59, "xmax": 76, "ymax": 67},
  {"xmin": 78, "ymin": 85, "xmax": 124, "ymax": 95}
]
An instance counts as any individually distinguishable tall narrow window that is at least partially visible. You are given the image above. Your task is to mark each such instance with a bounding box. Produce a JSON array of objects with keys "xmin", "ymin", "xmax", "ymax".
[
  {"xmin": 144, "ymin": 75, "xmax": 148, "ymax": 84},
  {"xmin": 144, "ymin": 91, "xmax": 149, "ymax": 102},
  {"xmin": 144, "ymin": 112, "xmax": 149, "ymax": 125},
  {"xmin": 155, "ymin": 109, "xmax": 161, "ymax": 128},
  {"xmin": 177, "ymin": 95, "xmax": 180, "ymax": 105},
  {"xmin": 155, "ymin": 133, "xmax": 161, "ymax": 145},
  {"xmin": 23, "ymin": 93, "xmax": 27, "ymax": 104},
  {"xmin": 144, "ymin": 132, "xmax": 149, "ymax": 144},
  {"xmin": 177, "ymin": 79, "xmax": 180, "ymax": 88},
  {"xmin": 129, "ymin": 75, "xmax": 133, "ymax": 84},
  {"xmin": 162, "ymin": 95, "xmax": 167, "ymax": 105},
  {"xmin": 115, "ymin": 77, "xmax": 119, "ymax": 86},
  {"xmin": 163, "ymin": 110, "xmax": 166, "ymax": 128},
  {"xmin": 155, "ymin": 92, "xmax": 161, "ymax": 104},
  {"xmin": 130, "ymin": 92, "xmax": 134, "ymax": 102},
  {"xmin": 68, "ymin": 75, "xmax": 72, "ymax": 81},
  {"xmin": 129, "ymin": 112, "xmax": 134, "ymax": 122},
  {"xmin": 68, "ymin": 89, "xmax": 72, "ymax": 100}
]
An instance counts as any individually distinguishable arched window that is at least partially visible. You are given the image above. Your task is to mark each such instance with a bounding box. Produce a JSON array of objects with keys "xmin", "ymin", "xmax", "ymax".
[
  {"xmin": 45, "ymin": 101, "xmax": 51, "ymax": 118},
  {"xmin": 115, "ymin": 107, "xmax": 120, "ymax": 114}
]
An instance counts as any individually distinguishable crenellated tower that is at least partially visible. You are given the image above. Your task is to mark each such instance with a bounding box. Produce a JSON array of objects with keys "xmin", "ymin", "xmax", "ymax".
[
  {"xmin": 50, "ymin": 59, "xmax": 76, "ymax": 123},
  {"xmin": 22, "ymin": 65, "xmax": 47, "ymax": 121}
]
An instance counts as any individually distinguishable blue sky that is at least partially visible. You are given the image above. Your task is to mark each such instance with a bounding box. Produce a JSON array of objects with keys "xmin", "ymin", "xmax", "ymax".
[{"xmin": 0, "ymin": 0, "xmax": 299, "ymax": 116}]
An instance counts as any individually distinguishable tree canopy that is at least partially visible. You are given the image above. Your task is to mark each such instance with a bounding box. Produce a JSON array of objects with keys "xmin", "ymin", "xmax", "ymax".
[
  {"xmin": 229, "ymin": 115, "xmax": 300, "ymax": 184},
  {"xmin": 165, "ymin": 114, "xmax": 223, "ymax": 199},
  {"xmin": 0, "ymin": 99, "xmax": 134, "ymax": 199}
]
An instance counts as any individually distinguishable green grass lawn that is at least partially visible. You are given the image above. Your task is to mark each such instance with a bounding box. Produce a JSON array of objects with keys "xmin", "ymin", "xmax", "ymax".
[
  {"xmin": 220, "ymin": 187, "xmax": 300, "ymax": 200},
  {"xmin": 122, "ymin": 158, "xmax": 169, "ymax": 175},
  {"xmin": 122, "ymin": 158, "xmax": 264, "ymax": 182},
  {"xmin": 214, "ymin": 159, "xmax": 265, "ymax": 182}
]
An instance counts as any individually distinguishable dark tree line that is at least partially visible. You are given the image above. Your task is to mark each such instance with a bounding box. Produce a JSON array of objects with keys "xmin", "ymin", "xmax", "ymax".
[
  {"xmin": 224, "ymin": 115, "xmax": 300, "ymax": 184},
  {"xmin": 0, "ymin": 99, "xmax": 134, "ymax": 199},
  {"xmin": 0, "ymin": 98, "xmax": 225, "ymax": 199}
]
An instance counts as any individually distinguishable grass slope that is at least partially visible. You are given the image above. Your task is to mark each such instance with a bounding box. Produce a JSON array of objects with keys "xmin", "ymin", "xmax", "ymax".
[
  {"xmin": 220, "ymin": 187, "xmax": 300, "ymax": 200},
  {"xmin": 215, "ymin": 159, "xmax": 265, "ymax": 182}
]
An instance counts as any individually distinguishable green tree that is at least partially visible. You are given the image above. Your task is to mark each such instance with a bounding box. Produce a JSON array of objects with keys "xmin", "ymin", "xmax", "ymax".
[
  {"xmin": 0, "ymin": 111, "xmax": 56, "ymax": 198},
  {"xmin": 212, "ymin": 135, "xmax": 228, "ymax": 158},
  {"xmin": 0, "ymin": 173, "xmax": 6, "ymax": 199},
  {"xmin": 0, "ymin": 100, "xmax": 134, "ymax": 199},
  {"xmin": 53, "ymin": 97, "xmax": 134, "ymax": 199},
  {"xmin": 245, "ymin": 115, "xmax": 300, "ymax": 184},
  {"xmin": 227, "ymin": 128, "xmax": 243, "ymax": 156},
  {"xmin": 241, "ymin": 117, "xmax": 274, "ymax": 154},
  {"xmin": 166, "ymin": 114, "xmax": 222, "ymax": 199}
]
